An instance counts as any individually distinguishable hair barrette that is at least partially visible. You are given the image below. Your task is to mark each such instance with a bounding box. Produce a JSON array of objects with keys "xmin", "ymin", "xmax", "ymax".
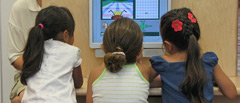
[
  {"xmin": 188, "ymin": 13, "xmax": 196, "ymax": 23},
  {"xmin": 171, "ymin": 20, "xmax": 183, "ymax": 32}
]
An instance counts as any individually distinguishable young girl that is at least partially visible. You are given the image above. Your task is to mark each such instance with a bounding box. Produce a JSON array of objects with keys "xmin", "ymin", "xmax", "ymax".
[
  {"xmin": 86, "ymin": 18, "xmax": 151, "ymax": 103},
  {"xmin": 150, "ymin": 8, "xmax": 237, "ymax": 103},
  {"xmin": 20, "ymin": 6, "xmax": 83, "ymax": 103}
]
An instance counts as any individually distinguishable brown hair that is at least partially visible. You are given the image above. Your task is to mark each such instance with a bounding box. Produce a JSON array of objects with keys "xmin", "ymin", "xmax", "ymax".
[{"xmin": 103, "ymin": 18, "xmax": 143, "ymax": 73}]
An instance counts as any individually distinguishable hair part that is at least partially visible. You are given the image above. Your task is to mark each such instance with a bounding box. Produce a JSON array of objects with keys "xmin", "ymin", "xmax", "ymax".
[
  {"xmin": 103, "ymin": 18, "xmax": 143, "ymax": 73},
  {"xmin": 160, "ymin": 7, "xmax": 206, "ymax": 102},
  {"xmin": 21, "ymin": 6, "xmax": 75, "ymax": 85}
]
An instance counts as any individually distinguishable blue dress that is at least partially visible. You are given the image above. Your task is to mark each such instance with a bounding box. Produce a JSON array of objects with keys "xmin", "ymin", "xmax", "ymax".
[{"xmin": 150, "ymin": 52, "xmax": 218, "ymax": 103}]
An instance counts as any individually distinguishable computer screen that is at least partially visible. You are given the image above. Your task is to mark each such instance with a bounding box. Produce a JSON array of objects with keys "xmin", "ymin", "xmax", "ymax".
[{"xmin": 89, "ymin": 0, "xmax": 171, "ymax": 48}]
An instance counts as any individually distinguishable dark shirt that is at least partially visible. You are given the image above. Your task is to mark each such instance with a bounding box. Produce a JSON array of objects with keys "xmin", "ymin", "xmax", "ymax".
[{"xmin": 150, "ymin": 52, "xmax": 218, "ymax": 103}]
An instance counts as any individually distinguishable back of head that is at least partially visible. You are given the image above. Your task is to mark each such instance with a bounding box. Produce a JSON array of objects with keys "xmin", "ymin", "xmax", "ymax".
[
  {"xmin": 103, "ymin": 18, "xmax": 143, "ymax": 73},
  {"xmin": 21, "ymin": 6, "xmax": 75, "ymax": 85},
  {"xmin": 160, "ymin": 8, "xmax": 200, "ymax": 50},
  {"xmin": 160, "ymin": 8, "xmax": 206, "ymax": 103}
]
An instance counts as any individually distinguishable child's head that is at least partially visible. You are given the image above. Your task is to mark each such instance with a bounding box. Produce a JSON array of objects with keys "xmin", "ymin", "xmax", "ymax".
[
  {"xmin": 103, "ymin": 18, "xmax": 143, "ymax": 73},
  {"xmin": 35, "ymin": 6, "xmax": 75, "ymax": 44},
  {"xmin": 160, "ymin": 7, "xmax": 200, "ymax": 52},
  {"xmin": 160, "ymin": 8, "xmax": 206, "ymax": 103},
  {"xmin": 21, "ymin": 6, "xmax": 75, "ymax": 85}
]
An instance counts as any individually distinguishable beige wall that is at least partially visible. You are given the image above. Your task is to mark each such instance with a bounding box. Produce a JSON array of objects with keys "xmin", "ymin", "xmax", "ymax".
[
  {"xmin": 172, "ymin": 0, "xmax": 238, "ymax": 76},
  {"xmin": 43, "ymin": 0, "xmax": 238, "ymax": 77}
]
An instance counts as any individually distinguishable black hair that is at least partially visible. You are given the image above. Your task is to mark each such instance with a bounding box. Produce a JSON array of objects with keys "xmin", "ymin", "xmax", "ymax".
[
  {"xmin": 21, "ymin": 6, "xmax": 75, "ymax": 85},
  {"xmin": 160, "ymin": 8, "xmax": 206, "ymax": 103},
  {"xmin": 103, "ymin": 18, "xmax": 143, "ymax": 73}
]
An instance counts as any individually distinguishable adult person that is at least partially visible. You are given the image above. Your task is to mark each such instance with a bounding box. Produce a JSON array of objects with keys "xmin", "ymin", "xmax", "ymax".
[{"xmin": 8, "ymin": 0, "xmax": 42, "ymax": 103}]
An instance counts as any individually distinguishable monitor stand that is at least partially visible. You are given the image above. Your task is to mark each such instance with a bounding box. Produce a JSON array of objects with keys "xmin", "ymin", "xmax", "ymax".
[{"xmin": 95, "ymin": 49, "xmax": 164, "ymax": 57}]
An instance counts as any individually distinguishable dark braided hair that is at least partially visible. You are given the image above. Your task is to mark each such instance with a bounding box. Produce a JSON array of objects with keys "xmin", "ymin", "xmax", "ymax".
[{"xmin": 160, "ymin": 8, "xmax": 207, "ymax": 103}]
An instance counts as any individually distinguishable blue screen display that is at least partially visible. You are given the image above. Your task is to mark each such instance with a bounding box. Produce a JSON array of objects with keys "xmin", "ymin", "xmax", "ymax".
[{"xmin": 92, "ymin": 0, "xmax": 168, "ymax": 43}]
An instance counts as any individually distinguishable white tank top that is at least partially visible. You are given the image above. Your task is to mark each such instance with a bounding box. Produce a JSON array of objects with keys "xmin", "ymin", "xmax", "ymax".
[{"xmin": 92, "ymin": 63, "xmax": 150, "ymax": 103}]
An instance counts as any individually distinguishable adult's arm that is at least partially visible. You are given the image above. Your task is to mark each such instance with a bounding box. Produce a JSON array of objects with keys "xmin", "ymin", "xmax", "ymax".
[{"xmin": 8, "ymin": 3, "xmax": 26, "ymax": 70}]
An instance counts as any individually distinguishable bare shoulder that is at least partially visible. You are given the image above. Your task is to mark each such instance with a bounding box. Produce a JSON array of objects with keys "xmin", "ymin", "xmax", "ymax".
[
  {"xmin": 88, "ymin": 63, "xmax": 105, "ymax": 84},
  {"xmin": 137, "ymin": 63, "xmax": 150, "ymax": 72},
  {"xmin": 136, "ymin": 63, "xmax": 150, "ymax": 81}
]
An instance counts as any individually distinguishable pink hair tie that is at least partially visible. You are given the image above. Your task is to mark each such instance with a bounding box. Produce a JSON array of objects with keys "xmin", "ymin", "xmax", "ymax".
[{"xmin": 38, "ymin": 23, "xmax": 44, "ymax": 29}]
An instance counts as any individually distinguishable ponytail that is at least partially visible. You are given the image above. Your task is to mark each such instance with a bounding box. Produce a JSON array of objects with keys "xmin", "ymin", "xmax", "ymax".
[
  {"xmin": 180, "ymin": 35, "xmax": 207, "ymax": 103},
  {"xmin": 20, "ymin": 6, "xmax": 75, "ymax": 85},
  {"xmin": 21, "ymin": 26, "xmax": 45, "ymax": 85},
  {"xmin": 104, "ymin": 47, "xmax": 126, "ymax": 73},
  {"xmin": 103, "ymin": 18, "xmax": 142, "ymax": 73}
]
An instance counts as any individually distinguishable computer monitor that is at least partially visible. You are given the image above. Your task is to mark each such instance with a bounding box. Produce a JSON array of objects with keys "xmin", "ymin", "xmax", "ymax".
[{"xmin": 89, "ymin": 0, "xmax": 171, "ymax": 49}]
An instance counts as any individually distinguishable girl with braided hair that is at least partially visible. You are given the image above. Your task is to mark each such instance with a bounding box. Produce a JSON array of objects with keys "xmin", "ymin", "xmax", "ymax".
[
  {"xmin": 149, "ymin": 7, "xmax": 237, "ymax": 103},
  {"xmin": 86, "ymin": 18, "xmax": 152, "ymax": 103}
]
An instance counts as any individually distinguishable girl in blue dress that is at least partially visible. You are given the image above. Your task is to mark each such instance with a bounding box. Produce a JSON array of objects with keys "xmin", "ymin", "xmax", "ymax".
[{"xmin": 150, "ymin": 7, "xmax": 237, "ymax": 103}]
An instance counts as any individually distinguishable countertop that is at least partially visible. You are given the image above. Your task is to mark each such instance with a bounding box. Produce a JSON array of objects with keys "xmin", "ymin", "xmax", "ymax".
[{"xmin": 75, "ymin": 76, "xmax": 240, "ymax": 96}]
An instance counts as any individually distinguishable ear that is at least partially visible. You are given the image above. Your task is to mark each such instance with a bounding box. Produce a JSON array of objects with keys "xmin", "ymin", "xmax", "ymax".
[
  {"xmin": 138, "ymin": 47, "xmax": 144, "ymax": 56},
  {"xmin": 101, "ymin": 44, "xmax": 106, "ymax": 53},
  {"xmin": 163, "ymin": 41, "xmax": 174, "ymax": 54},
  {"xmin": 136, "ymin": 47, "xmax": 144, "ymax": 64},
  {"xmin": 63, "ymin": 30, "xmax": 70, "ymax": 42}
]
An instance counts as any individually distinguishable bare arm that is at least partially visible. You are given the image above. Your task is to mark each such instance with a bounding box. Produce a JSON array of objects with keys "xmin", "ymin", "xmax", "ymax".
[
  {"xmin": 73, "ymin": 65, "xmax": 83, "ymax": 88},
  {"xmin": 150, "ymin": 76, "xmax": 161, "ymax": 88},
  {"xmin": 12, "ymin": 56, "xmax": 23, "ymax": 71},
  {"xmin": 8, "ymin": 7, "xmax": 25, "ymax": 70},
  {"xmin": 86, "ymin": 64, "xmax": 105, "ymax": 103},
  {"xmin": 149, "ymin": 66, "xmax": 159, "ymax": 82},
  {"xmin": 214, "ymin": 64, "xmax": 237, "ymax": 99},
  {"xmin": 86, "ymin": 71, "xmax": 94, "ymax": 103},
  {"xmin": 149, "ymin": 66, "xmax": 161, "ymax": 87}
]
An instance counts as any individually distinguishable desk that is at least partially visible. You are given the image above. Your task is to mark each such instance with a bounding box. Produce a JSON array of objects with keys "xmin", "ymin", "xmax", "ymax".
[
  {"xmin": 76, "ymin": 77, "xmax": 240, "ymax": 96},
  {"xmin": 76, "ymin": 77, "xmax": 240, "ymax": 103}
]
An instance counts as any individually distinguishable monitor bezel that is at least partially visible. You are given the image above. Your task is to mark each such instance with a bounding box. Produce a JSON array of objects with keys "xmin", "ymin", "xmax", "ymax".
[{"xmin": 89, "ymin": 0, "xmax": 171, "ymax": 49}]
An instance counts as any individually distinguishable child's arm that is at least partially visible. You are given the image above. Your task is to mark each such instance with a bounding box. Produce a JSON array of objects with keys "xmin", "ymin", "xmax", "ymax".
[
  {"xmin": 86, "ymin": 64, "xmax": 105, "ymax": 103},
  {"xmin": 214, "ymin": 64, "xmax": 237, "ymax": 99},
  {"xmin": 86, "ymin": 71, "xmax": 94, "ymax": 103},
  {"xmin": 150, "ymin": 76, "xmax": 161, "ymax": 88},
  {"xmin": 149, "ymin": 66, "xmax": 161, "ymax": 87},
  {"xmin": 149, "ymin": 66, "xmax": 159, "ymax": 82},
  {"xmin": 73, "ymin": 65, "xmax": 83, "ymax": 88}
]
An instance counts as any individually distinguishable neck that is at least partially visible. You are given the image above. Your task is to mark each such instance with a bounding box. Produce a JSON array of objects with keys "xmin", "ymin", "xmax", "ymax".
[
  {"xmin": 37, "ymin": 0, "xmax": 42, "ymax": 7},
  {"xmin": 163, "ymin": 51, "xmax": 187, "ymax": 62}
]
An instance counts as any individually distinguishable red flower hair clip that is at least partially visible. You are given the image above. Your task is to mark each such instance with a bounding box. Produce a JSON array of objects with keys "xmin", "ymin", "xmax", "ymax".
[
  {"xmin": 172, "ymin": 20, "xmax": 183, "ymax": 32},
  {"xmin": 188, "ymin": 13, "xmax": 196, "ymax": 23}
]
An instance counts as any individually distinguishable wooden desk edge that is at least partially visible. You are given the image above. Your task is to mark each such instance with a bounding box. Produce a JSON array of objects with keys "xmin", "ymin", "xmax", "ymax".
[{"xmin": 76, "ymin": 77, "xmax": 240, "ymax": 96}]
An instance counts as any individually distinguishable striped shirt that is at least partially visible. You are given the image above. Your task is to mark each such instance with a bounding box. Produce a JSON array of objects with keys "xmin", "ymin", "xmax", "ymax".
[{"xmin": 92, "ymin": 63, "xmax": 150, "ymax": 103}]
